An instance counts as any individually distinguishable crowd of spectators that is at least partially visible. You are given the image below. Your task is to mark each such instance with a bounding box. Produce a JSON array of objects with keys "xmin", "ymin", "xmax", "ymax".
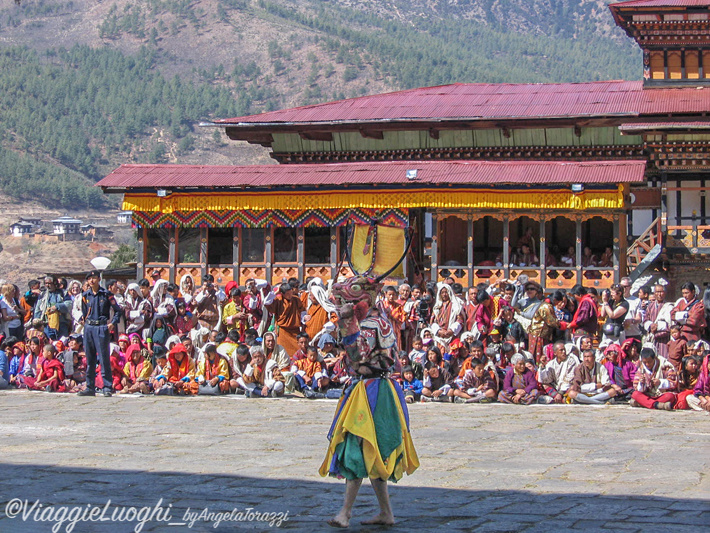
[{"xmin": 0, "ymin": 272, "xmax": 708, "ymax": 412}]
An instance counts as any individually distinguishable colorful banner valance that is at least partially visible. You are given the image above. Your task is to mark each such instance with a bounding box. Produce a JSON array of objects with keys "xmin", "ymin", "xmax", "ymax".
[
  {"xmin": 123, "ymin": 186, "xmax": 625, "ymax": 213},
  {"xmin": 131, "ymin": 208, "xmax": 409, "ymax": 229}
]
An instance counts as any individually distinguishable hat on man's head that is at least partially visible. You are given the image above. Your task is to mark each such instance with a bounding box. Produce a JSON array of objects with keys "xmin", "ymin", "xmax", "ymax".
[{"xmin": 85, "ymin": 270, "xmax": 101, "ymax": 280}]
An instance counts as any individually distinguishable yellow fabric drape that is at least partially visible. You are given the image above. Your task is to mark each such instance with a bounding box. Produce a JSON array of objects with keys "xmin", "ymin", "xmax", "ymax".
[
  {"xmin": 123, "ymin": 186, "xmax": 624, "ymax": 213},
  {"xmin": 350, "ymin": 224, "xmax": 406, "ymax": 278}
]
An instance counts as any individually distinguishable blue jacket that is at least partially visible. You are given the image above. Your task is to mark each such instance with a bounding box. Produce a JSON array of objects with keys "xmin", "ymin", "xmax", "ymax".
[
  {"xmin": 402, "ymin": 377, "xmax": 423, "ymax": 395},
  {"xmin": 0, "ymin": 349, "xmax": 8, "ymax": 382}
]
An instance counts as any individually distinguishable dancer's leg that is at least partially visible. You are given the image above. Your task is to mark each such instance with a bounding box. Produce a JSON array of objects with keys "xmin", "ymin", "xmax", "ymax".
[
  {"xmin": 328, "ymin": 478, "xmax": 362, "ymax": 528},
  {"xmin": 361, "ymin": 478, "xmax": 395, "ymax": 526}
]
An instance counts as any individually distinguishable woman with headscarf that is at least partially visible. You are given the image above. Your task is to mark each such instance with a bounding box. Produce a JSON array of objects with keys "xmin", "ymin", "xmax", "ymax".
[
  {"xmin": 430, "ymin": 283, "xmax": 464, "ymax": 351},
  {"xmin": 179, "ymin": 273, "xmax": 196, "ymax": 308},
  {"xmin": 301, "ymin": 278, "xmax": 338, "ymax": 344},
  {"xmin": 124, "ymin": 283, "xmax": 152, "ymax": 337}
]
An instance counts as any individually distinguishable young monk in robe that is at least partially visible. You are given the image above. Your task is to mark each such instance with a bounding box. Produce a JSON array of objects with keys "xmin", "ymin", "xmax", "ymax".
[
  {"xmin": 264, "ymin": 283, "xmax": 304, "ymax": 356},
  {"xmin": 688, "ymin": 353, "xmax": 710, "ymax": 411},
  {"xmin": 196, "ymin": 343, "xmax": 231, "ymax": 394},
  {"xmin": 120, "ymin": 344, "xmax": 153, "ymax": 394},
  {"xmin": 25, "ymin": 344, "xmax": 66, "ymax": 392}
]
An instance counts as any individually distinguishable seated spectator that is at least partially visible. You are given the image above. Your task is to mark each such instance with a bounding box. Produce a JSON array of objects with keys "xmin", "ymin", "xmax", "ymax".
[
  {"xmin": 498, "ymin": 353, "xmax": 539, "ymax": 405},
  {"xmin": 120, "ymin": 344, "xmax": 153, "ymax": 394},
  {"xmin": 291, "ymin": 333, "xmax": 310, "ymax": 363},
  {"xmin": 228, "ymin": 344, "xmax": 251, "ymax": 394},
  {"xmin": 149, "ymin": 350, "xmax": 169, "ymax": 392},
  {"xmin": 196, "ymin": 343, "xmax": 231, "ymax": 395},
  {"xmin": 244, "ymin": 347, "xmax": 285, "ymax": 398},
  {"xmin": 675, "ymin": 355, "xmax": 701, "ymax": 410},
  {"xmin": 538, "ymin": 341, "xmax": 580, "ymax": 404},
  {"xmin": 566, "ymin": 349, "xmax": 620, "ymax": 405},
  {"xmin": 401, "ymin": 365, "xmax": 424, "ymax": 404},
  {"xmin": 688, "ymin": 353, "xmax": 709, "ymax": 411},
  {"xmin": 165, "ymin": 343, "xmax": 196, "ymax": 395},
  {"xmin": 329, "ymin": 348, "xmax": 352, "ymax": 391},
  {"xmin": 263, "ymin": 331, "xmax": 293, "ymax": 392},
  {"xmin": 421, "ymin": 352, "xmax": 453, "ymax": 402},
  {"xmin": 293, "ymin": 346, "xmax": 329, "ymax": 398},
  {"xmin": 453, "ymin": 357, "xmax": 497, "ymax": 404},
  {"xmin": 600, "ymin": 341, "xmax": 638, "ymax": 400},
  {"xmin": 24, "ymin": 344, "xmax": 66, "ymax": 392},
  {"xmin": 630, "ymin": 347, "xmax": 678, "ymax": 410},
  {"xmin": 0, "ymin": 337, "xmax": 10, "ymax": 390}
]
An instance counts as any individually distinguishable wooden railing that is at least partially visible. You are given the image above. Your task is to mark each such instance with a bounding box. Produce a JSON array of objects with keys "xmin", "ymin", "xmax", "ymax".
[{"xmin": 627, "ymin": 216, "xmax": 662, "ymax": 272}]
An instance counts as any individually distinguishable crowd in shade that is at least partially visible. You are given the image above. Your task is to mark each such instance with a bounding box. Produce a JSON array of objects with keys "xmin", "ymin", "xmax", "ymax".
[{"xmin": 0, "ymin": 271, "xmax": 709, "ymax": 412}]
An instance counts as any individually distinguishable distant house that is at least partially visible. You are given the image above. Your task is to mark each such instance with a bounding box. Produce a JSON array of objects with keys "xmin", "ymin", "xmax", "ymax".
[
  {"xmin": 9, "ymin": 221, "xmax": 35, "ymax": 237},
  {"xmin": 117, "ymin": 211, "xmax": 132, "ymax": 224},
  {"xmin": 80, "ymin": 224, "xmax": 114, "ymax": 240},
  {"xmin": 20, "ymin": 217, "xmax": 42, "ymax": 227},
  {"xmin": 52, "ymin": 216, "xmax": 82, "ymax": 239}
]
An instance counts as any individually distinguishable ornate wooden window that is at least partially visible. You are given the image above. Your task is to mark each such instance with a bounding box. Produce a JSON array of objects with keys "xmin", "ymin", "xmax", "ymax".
[
  {"xmin": 304, "ymin": 227, "xmax": 331, "ymax": 264},
  {"xmin": 686, "ymin": 50, "xmax": 700, "ymax": 80},
  {"xmin": 177, "ymin": 229, "xmax": 200, "ymax": 263},
  {"xmin": 241, "ymin": 228, "xmax": 265, "ymax": 263},
  {"xmin": 146, "ymin": 229, "xmax": 170, "ymax": 263},
  {"xmin": 207, "ymin": 228, "xmax": 233, "ymax": 265},
  {"xmin": 650, "ymin": 51, "xmax": 665, "ymax": 80},
  {"xmin": 667, "ymin": 51, "xmax": 682, "ymax": 80}
]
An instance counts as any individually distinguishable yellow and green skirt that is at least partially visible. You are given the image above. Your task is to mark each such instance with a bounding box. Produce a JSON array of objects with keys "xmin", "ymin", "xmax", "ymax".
[{"xmin": 319, "ymin": 378, "xmax": 419, "ymax": 482}]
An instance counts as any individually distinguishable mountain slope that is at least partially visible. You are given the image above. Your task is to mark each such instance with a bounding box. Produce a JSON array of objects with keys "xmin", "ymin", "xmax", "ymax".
[{"xmin": 0, "ymin": 0, "xmax": 639, "ymax": 209}]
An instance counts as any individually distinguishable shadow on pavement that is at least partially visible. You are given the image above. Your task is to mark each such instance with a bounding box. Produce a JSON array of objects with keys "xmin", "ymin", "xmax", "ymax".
[{"xmin": 0, "ymin": 463, "xmax": 707, "ymax": 532}]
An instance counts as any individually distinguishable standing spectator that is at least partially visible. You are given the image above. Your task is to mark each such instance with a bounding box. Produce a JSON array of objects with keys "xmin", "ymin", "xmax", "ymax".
[
  {"xmin": 77, "ymin": 270, "xmax": 122, "ymax": 397},
  {"xmin": 265, "ymin": 283, "xmax": 304, "ymax": 356},
  {"xmin": 644, "ymin": 283, "xmax": 674, "ymax": 359},
  {"xmin": 671, "ymin": 282, "xmax": 706, "ymax": 343},
  {"xmin": 34, "ymin": 276, "xmax": 71, "ymax": 340},
  {"xmin": 619, "ymin": 277, "xmax": 643, "ymax": 341}
]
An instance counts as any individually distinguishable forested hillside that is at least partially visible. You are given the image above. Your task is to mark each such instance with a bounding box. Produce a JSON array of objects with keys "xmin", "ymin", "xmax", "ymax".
[{"xmin": 0, "ymin": 0, "xmax": 639, "ymax": 209}]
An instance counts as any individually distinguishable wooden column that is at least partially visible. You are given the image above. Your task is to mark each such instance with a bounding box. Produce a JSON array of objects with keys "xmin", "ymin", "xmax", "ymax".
[
  {"xmin": 575, "ymin": 217, "xmax": 583, "ymax": 286},
  {"xmin": 168, "ymin": 229, "xmax": 176, "ymax": 284},
  {"xmin": 200, "ymin": 228, "xmax": 208, "ymax": 282},
  {"xmin": 297, "ymin": 228, "xmax": 305, "ymax": 282},
  {"xmin": 232, "ymin": 227, "xmax": 239, "ymax": 285},
  {"xmin": 431, "ymin": 214, "xmax": 438, "ymax": 283},
  {"xmin": 613, "ymin": 215, "xmax": 622, "ymax": 283},
  {"xmin": 467, "ymin": 216, "xmax": 474, "ymax": 286},
  {"xmin": 503, "ymin": 215, "xmax": 510, "ymax": 279},
  {"xmin": 330, "ymin": 227, "xmax": 338, "ymax": 281},
  {"xmin": 265, "ymin": 229, "xmax": 273, "ymax": 284},
  {"xmin": 136, "ymin": 228, "xmax": 146, "ymax": 280},
  {"xmin": 539, "ymin": 217, "xmax": 546, "ymax": 290}
]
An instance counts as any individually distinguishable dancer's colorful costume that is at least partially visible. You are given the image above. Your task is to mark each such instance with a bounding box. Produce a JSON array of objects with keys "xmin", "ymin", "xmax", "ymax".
[{"xmin": 319, "ymin": 275, "xmax": 419, "ymax": 482}]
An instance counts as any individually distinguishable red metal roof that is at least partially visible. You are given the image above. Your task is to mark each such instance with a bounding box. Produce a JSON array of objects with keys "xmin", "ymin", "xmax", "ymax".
[
  {"xmin": 214, "ymin": 81, "xmax": 710, "ymax": 126},
  {"xmin": 610, "ymin": 0, "xmax": 710, "ymax": 8},
  {"xmin": 98, "ymin": 160, "xmax": 646, "ymax": 190}
]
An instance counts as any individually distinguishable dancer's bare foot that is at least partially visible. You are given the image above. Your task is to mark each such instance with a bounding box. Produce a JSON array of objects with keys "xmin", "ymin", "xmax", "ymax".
[
  {"xmin": 327, "ymin": 512, "xmax": 351, "ymax": 528},
  {"xmin": 360, "ymin": 512, "xmax": 395, "ymax": 526}
]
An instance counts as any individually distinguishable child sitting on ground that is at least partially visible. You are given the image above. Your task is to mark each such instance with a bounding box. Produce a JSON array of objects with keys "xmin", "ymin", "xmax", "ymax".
[
  {"xmin": 292, "ymin": 345, "xmax": 329, "ymax": 398},
  {"xmin": 453, "ymin": 357, "xmax": 498, "ymax": 403},
  {"xmin": 401, "ymin": 365, "xmax": 423, "ymax": 404}
]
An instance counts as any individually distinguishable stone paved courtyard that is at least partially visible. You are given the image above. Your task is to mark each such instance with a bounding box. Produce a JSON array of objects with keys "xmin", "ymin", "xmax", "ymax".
[{"xmin": 0, "ymin": 390, "xmax": 708, "ymax": 532}]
